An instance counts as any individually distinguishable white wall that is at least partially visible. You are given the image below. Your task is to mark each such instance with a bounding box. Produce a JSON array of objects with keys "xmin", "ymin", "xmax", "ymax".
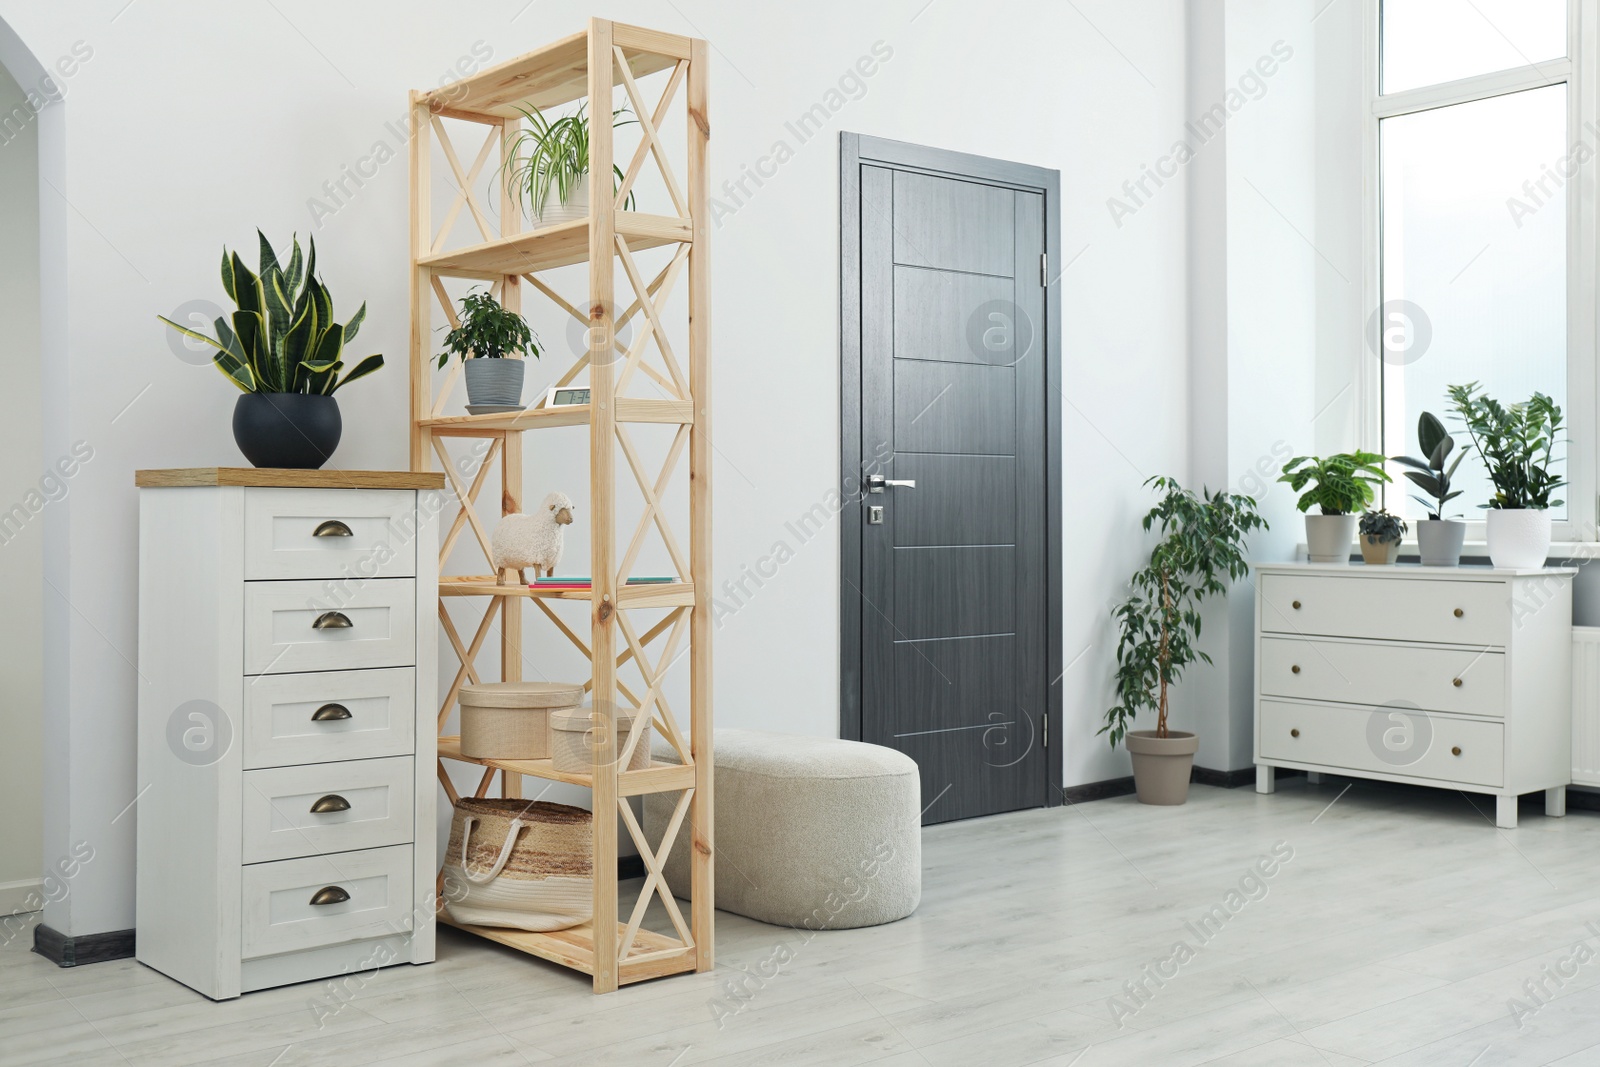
[
  {"xmin": 0, "ymin": 0, "xmax": 1195, "ymax": 935},
  {"xmin": 0, "ymin": 57, "xmax": 43, "ymax": 916}
]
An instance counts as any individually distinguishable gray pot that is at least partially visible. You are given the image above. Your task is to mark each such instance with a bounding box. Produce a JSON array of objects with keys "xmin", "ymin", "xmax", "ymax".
[
  {"xmin": 463, "ymin": 358, "xmax": 525, "ymax": 408},
  {"xmin": 1416, "ymin": 519, "xmax": 1466, "ymax": 567},
  {"xmin": 1304, "ymin": 513, "xmax": 1358, "ymax": 563},
  {"xmin": 1125, "ymin": 730, "xmax": 1198, "ymax": 805}
]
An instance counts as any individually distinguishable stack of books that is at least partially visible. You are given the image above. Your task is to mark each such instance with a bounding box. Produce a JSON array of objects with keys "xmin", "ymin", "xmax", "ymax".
[{"xmin": 529, "ymin": 576, "xmax": 677, "ymax": 591}]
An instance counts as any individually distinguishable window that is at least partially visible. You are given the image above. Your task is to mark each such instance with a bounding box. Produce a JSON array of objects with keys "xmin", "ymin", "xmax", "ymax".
[{"xmin": 1370, "ymin": 0, "xmax": 1593, "ymax": 536}]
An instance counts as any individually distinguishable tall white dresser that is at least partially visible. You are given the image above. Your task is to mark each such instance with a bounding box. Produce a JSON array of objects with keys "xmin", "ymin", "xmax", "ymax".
[
  {"xmin": 135, "ymin": 468, "xmax": 442, "ymax": 999},
  {"xmin": 1254, "ymin": 562, "xmax": 1574, "ymax": 829}
]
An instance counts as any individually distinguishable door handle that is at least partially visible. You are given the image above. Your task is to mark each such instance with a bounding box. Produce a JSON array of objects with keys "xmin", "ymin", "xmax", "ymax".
[{"xmin": 865, "ymin": 475, "xmax": 916, "ymax": 493}]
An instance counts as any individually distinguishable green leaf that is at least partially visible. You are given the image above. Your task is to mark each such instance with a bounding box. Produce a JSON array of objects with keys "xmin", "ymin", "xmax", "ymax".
[
  {"xmin": 343, "ymin": 301, "xmax": 366, "ymax": 344},
  {"xmin": 332, "ymin": 354, "xmax": 384, "ymax": 392},
  {"xmin": 220, "ymin": 247, "xmax": 238, "ymax": 303},
  {"xmin": 257, "ymin": 229, "xmax": 280, "ymax": 276},
  {"xmin": 212, "ymin": 350, "xmax": 256, "ymax": 392},
  {"xmin": 1418, "ymin": 411, "xmax": 1448, "ymax": 461},
  {"xmin": 158, "ymin": 315, "xmax": 230, "ymax": 354}
]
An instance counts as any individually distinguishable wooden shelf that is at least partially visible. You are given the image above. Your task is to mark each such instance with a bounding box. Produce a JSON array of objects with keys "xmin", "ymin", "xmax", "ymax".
[
  {"xmin": 438, "ymin": 580, "xmax": 693, "ymax": 608},
  {"xmin": 422, "ymin": 398, "xmax": 693, "ymax": 435},
  {"xmin": 438, "ymin": 913, "xmax": 696, "ymax": 985},
  {"xmin": 418, "ymin": 24, "xmax": 686, "ymax": 119},
  {"xmin": 438, "ymin": 736, "xmax": 696, "ymax": 797},
  {"xmin": 419, "ymin": 213, "xmax": 691, "ymax": 277}
]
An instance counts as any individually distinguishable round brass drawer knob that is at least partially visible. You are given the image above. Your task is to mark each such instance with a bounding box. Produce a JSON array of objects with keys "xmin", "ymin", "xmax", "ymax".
[
  {"xmin": 1452, "ymin": 746, "xmax": 1462, "ymax": 756},
  {"xmin": 1291, "ymin": 665, "xmax": 1302, "ymax": 674},
  {"xmin": 1292, "ymin": 600, "xmax": 1302, "ymax": 610},
  {"xmin": 1290, "ymin": 728, "xmax": 1300, "ymax": 738},
  {"xmin": 1452, "ymin": 678, "xmax": 1463, "ymax": 688},
  {"xmin": 1454, "ymin": 608, "xmax": 1464, "ymax": 618}
]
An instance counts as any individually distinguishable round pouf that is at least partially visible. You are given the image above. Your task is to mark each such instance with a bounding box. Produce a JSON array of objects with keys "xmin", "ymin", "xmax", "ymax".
[
  {"xmin": 459, "ymin": 681, "xmax": 583, "ymax": 760},
  {"xmin": 643, "ymin": 728, "xmax": 920, "ymax": 929}
]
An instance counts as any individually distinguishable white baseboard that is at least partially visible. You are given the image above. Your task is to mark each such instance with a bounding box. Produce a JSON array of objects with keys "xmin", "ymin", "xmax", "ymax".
[{"xmin": 0, "ymin": 878, "xmax": 44, "ymax": 917}]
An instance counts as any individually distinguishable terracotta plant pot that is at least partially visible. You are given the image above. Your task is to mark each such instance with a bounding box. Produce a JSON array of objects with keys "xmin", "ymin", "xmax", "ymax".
[
  {"xmin": 1359, "ymin": 535, "xmax": 1400, "ymax": 565},
  {"xmin": 1486, "ymin": 509, "xmax": 1551, "ymax": 570},
  {"xmin": 1126, "ymin": 730, "xmax": 1198, "ymax": 806},
  {"xmin": 1416, "ymin": 519, "xmax": 1466, "ymax": 566},
  {"xmin": 1304, "ymin": 513, "xmax": 1358, "ymax": 563}
]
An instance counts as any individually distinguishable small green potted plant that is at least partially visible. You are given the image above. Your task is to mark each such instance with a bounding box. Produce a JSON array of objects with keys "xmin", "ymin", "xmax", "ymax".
[
  {"xmin": 503, "ymin": 102, "xmax": 636, "ymax": 227},
  {"xmin": 1277, "ymin": 452, "xmax": 1391, "ymax": 563},
  {"xmin": 1358, "ymin": 510, "xmax": 1406, "ymax": 565},
  {"xmin": 159, "ymin": 232, "xmax": 382, "ymax": 469},
  {"xmin": 438, "ymin": 290, "xmax": 540, "ymax": 411},
  {"xmin": 1389, "ymin": 411, "xmax": 1467, "ymax": 566},
  {"xmin": 1446, "ymin": 382, "xmax": 1565, "ymax": 569},
  {"xmin": 1106, "ymin": 477, "xmax": 1267, "ymax": 805}
]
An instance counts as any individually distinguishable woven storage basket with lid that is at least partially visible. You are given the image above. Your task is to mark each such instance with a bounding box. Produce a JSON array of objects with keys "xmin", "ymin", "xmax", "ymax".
[
  {"xmin": 550, "ymin": 705, "xmax": 653, "ymax": 772},
  {"xmin": 459, "ymin": 680, "xmax": 583, "ymax": 760},
  {"xmin": 442, "ymin": 798, "xmax": 592, "ymax": 931}
]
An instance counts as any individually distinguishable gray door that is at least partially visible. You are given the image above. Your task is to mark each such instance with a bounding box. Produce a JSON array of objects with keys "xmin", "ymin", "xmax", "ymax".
[{"xmin": 845, "ymin": 146, "xmax": 1052, "ymax": 825}]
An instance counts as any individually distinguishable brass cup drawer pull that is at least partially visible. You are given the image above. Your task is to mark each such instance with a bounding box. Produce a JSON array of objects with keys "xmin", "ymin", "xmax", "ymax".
[
  {"xmin": 309, "ymin": 794, "xmax": 352, "ymax": 814},
  {"xmin": 311, "ymin": 703, "xmax": 352, "ymax": 721},
  {"xmin": 313, "ymin": 611, "xmax": 353, "ymax": 630},
  {"xmin": 313, "ymin": 520, "xmax": 354, "ymax": 538},
  {"xmin": 309, "ymin": 885, "xmax": 351, "ymax": 906}
]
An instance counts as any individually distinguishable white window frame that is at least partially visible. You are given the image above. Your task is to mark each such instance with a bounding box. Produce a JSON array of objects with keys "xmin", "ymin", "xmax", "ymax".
[{"xmin": 1360, "ymin": 0, "xmax": 1598, "ymax": 543}]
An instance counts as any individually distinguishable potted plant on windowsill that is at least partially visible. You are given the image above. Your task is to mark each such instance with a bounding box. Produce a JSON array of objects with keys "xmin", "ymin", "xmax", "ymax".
[
  {"xmin": 159, "ymin": 232, "xmax": 383, "ymax": 469},
  {"xmin": 503, "ymin": 102, "xmax": 637, "ymax": 227},
  {"xmin": 1277, "ymin": 452, "xmax": 1390, "ymax": 563},
  {"xmin": 1358, "ymin": 510, "xmax": 1406, "ymax": 565},
  {"xmin": 1390, "ymin": 411, "xmax": 1467, "ymax": 566},
  {"xmin": 438, "ymin": 290, "xmax": 540, "ymax": 411},
  {"xmin": 1105, "ymin": 477, "xmax": 1267, "ymax": 805},
  {"xmin": 1447, "ymin": 381, "xmax": 1565, "ymax": 569}
]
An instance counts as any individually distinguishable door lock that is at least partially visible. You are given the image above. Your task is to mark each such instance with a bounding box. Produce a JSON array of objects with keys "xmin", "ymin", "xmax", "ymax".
[{"xmin": 867, "ymin": 506, "xmax": 885, "ymax": 525}]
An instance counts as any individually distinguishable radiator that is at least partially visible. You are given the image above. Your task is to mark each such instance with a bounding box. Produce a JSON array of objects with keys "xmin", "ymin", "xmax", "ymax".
[{"xmin": 1573, "ymin": 628, "xmax": 1600, "ymax": 787}]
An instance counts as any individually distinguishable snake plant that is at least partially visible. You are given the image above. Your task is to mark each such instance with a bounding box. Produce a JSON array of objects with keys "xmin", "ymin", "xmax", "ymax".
[
  {"xmin": 159, "ymin": 232, "xmax": 383, "ymax": 394},
  {"xmin": 502, "ymin": 102, "xmax": 637, "ymax": 218}
]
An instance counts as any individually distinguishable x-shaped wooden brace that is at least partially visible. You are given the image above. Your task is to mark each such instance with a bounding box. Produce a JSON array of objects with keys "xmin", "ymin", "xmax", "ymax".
[
  {"xmin": 616, "ymin": 606, "xmax": 691, "ymax": 766},
  {"xmin": 617, "ymin": 787, "xmax": 694, "ymax": 957},
  {"xmin": 438, "ymin": 599, "xmax": 498, "ymax": 732},
  {"xmin": 430, "ymin": 119, "xmax": 501, "ymax": 251},
  {"xmin": 433, "ymin": 436, "xmax": 496, "ymax": 571},
  {"xmin": 616, "ymin": 423, "xmax": 690, "ymax": 583},
  {"xmin": 614, "ymin": 52, "xmax": 688, "ymax": 218},
  {"xmin": 438, "ymin": 438, "xmax": 502, "ymax": 568},
  {"xmin": 616, "ymin": 236, "xmax": 689, "ymax": 398}
]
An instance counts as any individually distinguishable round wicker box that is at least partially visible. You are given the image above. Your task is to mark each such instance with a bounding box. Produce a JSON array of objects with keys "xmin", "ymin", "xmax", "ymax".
[
  {"xmin": 550, "ymin": 706, "xmax": 653, "ymax": 772},
  {"xmin": 459, "ymin": 681, "xmax": 584, "ymax": 760}
]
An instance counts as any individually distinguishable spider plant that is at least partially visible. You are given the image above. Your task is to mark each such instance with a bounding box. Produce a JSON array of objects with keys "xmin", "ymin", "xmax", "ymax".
[
  {"xmin": 502, "ymin": 102, "xmax": 637, "ymax": 219},
  {"xmin": 158, "ymin": 232, "xmax": 382, "ymax": 394}
]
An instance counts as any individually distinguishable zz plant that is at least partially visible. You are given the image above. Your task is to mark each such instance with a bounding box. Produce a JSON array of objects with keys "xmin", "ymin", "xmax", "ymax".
[
  {"xmin": 159, "ymin": 232, "xmax": 382, "ymax": 394},
  {"xmin": 1446, "ymin": 382, "xmax": 1565, "ymax": 509},
  {"xmin": 503, "ymin": 102, "xmax": 636, "ymax": 218},
  {"xmin": 1104, "ymin": 477, "xmax": 1267, "ymax": 747},
  {"xmin": 1277, "ymin": 452, "xmax": 1391, "ymax": 514}
]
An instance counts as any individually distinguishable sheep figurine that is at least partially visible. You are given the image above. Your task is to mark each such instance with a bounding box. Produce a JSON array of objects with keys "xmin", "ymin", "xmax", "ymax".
[{"xmin": 492, "ymin": 491, "xmax": 576, "ymax": 584}]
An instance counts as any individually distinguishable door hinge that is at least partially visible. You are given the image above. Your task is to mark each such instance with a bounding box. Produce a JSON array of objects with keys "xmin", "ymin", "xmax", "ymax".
[
  {"xmin": 1040, "ymin": 252, "xmax": 1048, "ymax": 288},
  {"xmin": 1042, "ymin": 713, "xmax": 1048, "ymax": 749}
]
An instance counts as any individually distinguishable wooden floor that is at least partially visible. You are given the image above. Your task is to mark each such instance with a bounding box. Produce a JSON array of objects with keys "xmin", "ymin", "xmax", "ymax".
[{"xmin": 6, "ymin": 777, "xmax": 1600, "ymax": 1065}]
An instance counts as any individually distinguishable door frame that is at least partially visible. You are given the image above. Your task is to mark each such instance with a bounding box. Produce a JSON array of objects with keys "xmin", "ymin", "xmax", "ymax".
[{"xmin": 837, "ymin": 132, "xmax": 1064, "ymax": 808}]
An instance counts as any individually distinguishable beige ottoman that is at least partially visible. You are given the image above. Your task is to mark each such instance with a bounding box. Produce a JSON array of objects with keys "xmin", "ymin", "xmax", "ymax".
[{"xmin": 644, "ymin": 729, "xmax": 920, "ymax": 929}]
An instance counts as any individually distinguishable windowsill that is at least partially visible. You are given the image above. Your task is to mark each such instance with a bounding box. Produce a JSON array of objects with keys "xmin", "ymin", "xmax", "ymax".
[{"xmin": 1291, "ymin": 541, "xmax": 1600, "ymax": 564}]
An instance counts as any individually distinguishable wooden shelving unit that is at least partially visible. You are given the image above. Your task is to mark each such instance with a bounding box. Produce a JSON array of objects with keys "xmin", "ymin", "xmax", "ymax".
[{"xmin": 407, "ymin": 18, "xmax": 712, "ymax": 994}]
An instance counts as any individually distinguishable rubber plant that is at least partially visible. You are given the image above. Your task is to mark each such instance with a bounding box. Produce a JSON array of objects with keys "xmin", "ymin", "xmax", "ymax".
[
  {"xmin": 1104, "ymin": 477, "xmax": 1268, "ymax": 747},
  {"xmin": 1389, "ymin": 412, "xmax": 1465, "ymax": 519},
  {"xmin": 158, "ymin": 232, "xmax": 382, "ymax": 394}
]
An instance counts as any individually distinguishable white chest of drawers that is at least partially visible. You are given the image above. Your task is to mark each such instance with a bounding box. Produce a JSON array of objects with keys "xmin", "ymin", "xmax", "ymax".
[
  {"xmin": 1253, "ymin": 562, "xmax": 1574, "ymax": 829},
  {"xmin": 135, "ymin": 468, "xmax": 442, "ymax": 999}
]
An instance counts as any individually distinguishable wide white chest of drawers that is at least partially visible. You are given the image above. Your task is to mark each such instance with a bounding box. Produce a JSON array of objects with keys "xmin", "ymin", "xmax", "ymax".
[
  {"xmin": 135, "ymin": 468, "xmax": 441, "ymax": 999},
  {"xmin": 1253, "ymin": 562, "xmax": 1574, "ymax": 829}
]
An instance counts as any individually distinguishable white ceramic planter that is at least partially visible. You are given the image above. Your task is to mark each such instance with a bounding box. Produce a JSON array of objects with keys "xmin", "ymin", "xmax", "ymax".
[
  {"xmin": 1486, "ymin": 509, "xmax": 1552, "ymax": 570},
  {"xmin": 1415, "ymin": 519, "xmax": 1466, "ymax": 567},
  {"xmin": 532, "ymin": 177, "xmax": 589, "ymax": 227},
  {"xmin": 1304, "ymin": 513, "xmax": 1358, "ymax": 563}
]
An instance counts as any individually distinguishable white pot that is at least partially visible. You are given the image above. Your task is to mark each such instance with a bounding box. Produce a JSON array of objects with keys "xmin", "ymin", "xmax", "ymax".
[
  {"xmin": 1304, "ymin": 513, "xmax": 1358, "ymax": 564},
  {"xmin": 532, "ymin": 175, "xmax": 589, "ymax": 227},
  {"xmin": 1415, "ymin": 519, "xmax": 1466, "ymax": 567},
  {"xmin": 1486, "ymin": 509, "xmax": 1552, "ymax": 570}
]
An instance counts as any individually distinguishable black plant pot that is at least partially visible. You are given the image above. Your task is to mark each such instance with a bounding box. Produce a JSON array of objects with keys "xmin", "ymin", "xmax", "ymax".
[{"xmin": 232, "ymin": 393, "xmax": 342, "ymax": 469}]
